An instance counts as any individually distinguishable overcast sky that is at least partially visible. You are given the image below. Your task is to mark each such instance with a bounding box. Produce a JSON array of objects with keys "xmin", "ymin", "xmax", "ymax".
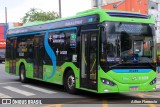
[{"xmin": 0, "ymin": 0, "xmax": 92, "ymax": 23}]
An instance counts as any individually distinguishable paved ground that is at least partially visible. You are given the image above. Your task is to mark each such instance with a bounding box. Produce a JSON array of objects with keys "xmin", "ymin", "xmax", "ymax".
[{"xmin": 0, "ymin": 63, "xmax": 160, "ymax": 107}]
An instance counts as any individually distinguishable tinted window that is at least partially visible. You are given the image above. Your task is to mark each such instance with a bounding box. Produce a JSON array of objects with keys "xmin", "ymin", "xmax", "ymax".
[{"xmin": 48, "ymin": 30, "xmax": 77, "ymax": 62}]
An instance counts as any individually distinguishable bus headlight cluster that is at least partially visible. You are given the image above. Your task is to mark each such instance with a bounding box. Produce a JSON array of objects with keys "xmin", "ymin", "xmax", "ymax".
[
  {"xmin": 101, "ymin": 78, "xmax": 116, "ymax": 86},
  {"xmin": 150, "ymin": 78, "xmax": 156, "ymax": 85}
]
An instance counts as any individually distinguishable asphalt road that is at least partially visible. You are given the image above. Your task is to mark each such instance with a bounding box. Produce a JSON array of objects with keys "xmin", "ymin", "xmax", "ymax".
[{"xmin": 0, "ymin": 63, "xmax": 160, "ymax": 107}]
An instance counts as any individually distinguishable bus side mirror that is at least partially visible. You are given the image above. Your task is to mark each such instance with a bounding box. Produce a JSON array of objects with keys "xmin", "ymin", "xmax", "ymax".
[
  {"xmin": 98, "ymin": 24, "xmax": 105, "ymax": 31},
  {"xmin": 116, "ymin": 39, "xmax": 121, "ymax": 52},
  {"xmin": 150, "ymin": 40, "xmax": 153, "ymax": 48},
  {"xmin": 99, "ymin": 24, "xmax": 106, "ymax": 43},
  {"xmin": 98, "ymin": 24, "xmax": 104, "ymax": 28}
]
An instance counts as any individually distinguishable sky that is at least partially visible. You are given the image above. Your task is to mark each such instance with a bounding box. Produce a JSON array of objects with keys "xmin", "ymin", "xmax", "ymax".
[{"xmin": 0, "ymin": 0, "xmax": 92, "ymax": 23}]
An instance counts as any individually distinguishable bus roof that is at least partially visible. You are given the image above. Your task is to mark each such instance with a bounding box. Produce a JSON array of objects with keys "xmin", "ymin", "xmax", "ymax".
[{"xmin": 8, "ymin": 8, "xmax": 155, "ymax": 35}]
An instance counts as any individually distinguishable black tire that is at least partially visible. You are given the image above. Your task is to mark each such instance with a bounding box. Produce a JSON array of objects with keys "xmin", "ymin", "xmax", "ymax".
[
  {"xmin": 64, "ymin": 70, "xmax": 77, "ymax": 94},
  {"xmin": 19, "ymin": 65, "xmax": 27, "ymax": 83}
]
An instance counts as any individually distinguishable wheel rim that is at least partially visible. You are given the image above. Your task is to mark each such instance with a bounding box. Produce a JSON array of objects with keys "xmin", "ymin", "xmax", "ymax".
[
  {"xmin": 20, "ymin": 69, "xmax": 24, "ymax": 81},
  {"xmin": 67, "ymin": 75, "xmax": 75, "ymax": 89}
]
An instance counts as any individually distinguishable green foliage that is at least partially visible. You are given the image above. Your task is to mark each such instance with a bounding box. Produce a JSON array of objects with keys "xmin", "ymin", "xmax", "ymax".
[{"xmin": 22, "ymin": 8, "xmax": 59, "ymax": 24}]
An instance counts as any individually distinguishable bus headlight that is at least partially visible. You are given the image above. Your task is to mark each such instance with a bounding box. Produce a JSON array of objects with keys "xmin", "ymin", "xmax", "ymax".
[
  {"xmin": 101, "ymin": 78, "xmax": 116, "ymax": 86},
  {"xmin": 150, "ymin": 78, "xmax": 156, "ymax": 85}
]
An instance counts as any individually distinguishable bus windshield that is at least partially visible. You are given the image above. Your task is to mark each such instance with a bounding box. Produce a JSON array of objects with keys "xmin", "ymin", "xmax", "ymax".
[{"xmin": 100, "ymin": 22, "xmax": 156, "ymax": 70}]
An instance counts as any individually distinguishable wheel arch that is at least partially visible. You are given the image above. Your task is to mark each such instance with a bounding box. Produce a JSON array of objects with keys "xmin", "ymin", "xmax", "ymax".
[
  {"xmin": 61, "ymin": 62, "xmax": 80, "ymax": 88},
  {"xmin": 19, "ymin": 62, "xmax": 25, "ymax": 75},
  {"xmin": 63, "ymin": 67, "xmax": 74, "ymax": 85}
]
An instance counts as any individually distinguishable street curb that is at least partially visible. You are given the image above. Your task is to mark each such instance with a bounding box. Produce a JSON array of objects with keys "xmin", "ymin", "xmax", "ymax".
[{"xmin": 156, "ymin": 89, "xmax": 160, "ymax": 92}]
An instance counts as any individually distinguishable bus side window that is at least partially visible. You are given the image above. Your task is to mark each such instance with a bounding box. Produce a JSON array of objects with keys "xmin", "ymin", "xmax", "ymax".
[
  {"xmin": 6, "ymin": 39, "xmax": 11, "ymax": 59},
  {"xmin": 26, "ymin": 36, "xmax": 34, "ymax": 63},
  {"xmin": 48, "ymin": 30, "xmax": 77, "ymax": 64},
  {"xmin": 17, "ymin": 37, "xmax": 27, "ymax": 58},
  {"xmin": 64, "ymin": 30, "xmax": 77, "ymax": 62}
]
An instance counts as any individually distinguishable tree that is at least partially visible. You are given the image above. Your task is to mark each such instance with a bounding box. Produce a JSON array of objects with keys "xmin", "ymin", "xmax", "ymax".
[{"xmin": 22, "ymin": 8, "xmax": 59, "ymax": 24}]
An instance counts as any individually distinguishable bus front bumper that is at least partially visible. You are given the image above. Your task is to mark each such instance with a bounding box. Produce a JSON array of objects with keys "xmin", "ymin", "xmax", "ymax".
[{"xmin": 98, "ymin": 79, "xmax": 156, "ymax": 93}]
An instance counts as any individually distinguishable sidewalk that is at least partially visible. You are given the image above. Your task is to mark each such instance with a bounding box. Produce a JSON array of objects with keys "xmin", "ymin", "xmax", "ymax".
[
  {"xmin": 157, "ymin": 73, "xmax": 160, "ymax": 78},
  {"xmin": 156, "ymin": 73, "xmax": 160, "ymax": 91}
]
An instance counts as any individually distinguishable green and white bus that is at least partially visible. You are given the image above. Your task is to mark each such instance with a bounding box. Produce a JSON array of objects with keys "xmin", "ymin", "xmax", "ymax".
[{"xmin": 5, "ymin": 9, "xmax": 157, "ymax": 93}]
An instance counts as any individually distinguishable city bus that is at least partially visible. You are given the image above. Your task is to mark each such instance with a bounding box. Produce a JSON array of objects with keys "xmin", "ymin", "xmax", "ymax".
[{"xmin": 5, "ymin": 9, "xmax": 157, "ymax": 94}]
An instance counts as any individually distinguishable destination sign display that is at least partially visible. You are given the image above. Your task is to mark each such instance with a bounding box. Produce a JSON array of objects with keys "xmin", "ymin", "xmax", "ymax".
[
  {"xmin": 8, "ymin": 15, "xmax": 99, "ymax": 35},
  {"xmin": 116, "ymin": 23, "xmax": 148, "ymax": 34}
]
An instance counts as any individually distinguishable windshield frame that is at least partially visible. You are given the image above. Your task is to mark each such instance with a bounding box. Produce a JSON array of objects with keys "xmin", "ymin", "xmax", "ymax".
[{"xmin": 100, "ymin": 21, "xmax": 156, "ymax": 71}]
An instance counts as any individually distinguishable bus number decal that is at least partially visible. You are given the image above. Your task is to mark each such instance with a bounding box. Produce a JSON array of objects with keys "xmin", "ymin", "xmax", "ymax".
[{"xmin": 19, "ymin": 53, "xmax": 24, "ymax": 56}]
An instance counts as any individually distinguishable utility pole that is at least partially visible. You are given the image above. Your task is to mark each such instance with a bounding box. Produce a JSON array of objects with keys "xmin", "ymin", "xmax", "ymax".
[
  {"xmin": 59, "ymin": 0, "xmax": 62, "ymax": 18},
  {"xmin": 97, "ymin": 0, "xmax": 102, "ymax": 8},
  {"xmin": 5, "ymin": 7, "xmax": 8, "ymax": 38},
  {"xmin": 5, "ymin": 7, "xmax": 7, "ymax": 24}
]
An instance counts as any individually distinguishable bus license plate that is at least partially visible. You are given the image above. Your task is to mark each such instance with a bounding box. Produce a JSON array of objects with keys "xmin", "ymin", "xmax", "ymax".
[{"xmin": 130, "ymin": 86, "xmax": 138, "ymax": 91}]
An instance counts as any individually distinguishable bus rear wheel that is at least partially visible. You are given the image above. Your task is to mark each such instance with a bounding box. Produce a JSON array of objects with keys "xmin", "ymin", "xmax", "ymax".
[
  {"xmin": 64, "ymin": 71, "xmax": 77, "ymax": 94},
  {"xmin": 19, "ymin": 65, "xmax": 27, "ymax": 83}
]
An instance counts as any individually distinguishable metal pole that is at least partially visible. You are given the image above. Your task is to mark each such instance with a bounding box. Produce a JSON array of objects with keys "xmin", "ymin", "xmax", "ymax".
[
  {"xmin": 97, "ymin": 0, "xmax": 102, "ymax": 8},
  {"xmin": 59, "ymin": 0, "xmax": 62, "ymax": 18},
  {"xmin": 5, "ymin": 7, "xmax": 8, "ymax": 38},
  {"xmin": 5, "ymin": 7, "xmax": 7, "ymax": 25}
]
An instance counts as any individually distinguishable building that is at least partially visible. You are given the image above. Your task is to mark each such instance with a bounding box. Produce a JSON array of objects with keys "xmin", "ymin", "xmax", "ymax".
[
  {"xmin": 8, "ymin": 22, "xmax": 22, "ymax": 29},
  {"xmin": 91, "ymin": 0, "xmax": 160, "ymax": 42},
  {"xmin": 101, "ymin": 0, "xmax": 148, "ymax": 14},
  {"xmin": 0, "ymin": 23, "xmax": 7, "ymax": 39},
  {"xmin": 0, "ymin": 22, "xmax": 22, "ymax": 39}
]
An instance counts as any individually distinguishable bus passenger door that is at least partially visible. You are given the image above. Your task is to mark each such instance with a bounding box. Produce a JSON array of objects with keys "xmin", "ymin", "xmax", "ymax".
[
  {"xmin": 9, "ymin": 37, "xmax": 17, "ymax": 74},
  {"xmin": 80, "ymin": 30, "xmax": 98, "ymax": 90},
  {"xmin": 33, "ymin": 35, "xmax": 44, "ymax": 79}
]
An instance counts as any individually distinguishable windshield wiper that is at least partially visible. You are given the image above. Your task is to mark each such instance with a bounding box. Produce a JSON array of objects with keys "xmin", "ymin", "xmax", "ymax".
[{"xmin": 109, "ymin": 63, "xmax": 122, "ymax": 68}]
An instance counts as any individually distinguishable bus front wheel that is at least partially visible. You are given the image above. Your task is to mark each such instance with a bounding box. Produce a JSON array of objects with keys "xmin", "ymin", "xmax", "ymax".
[
  {"xmin": 19, "ymin": 65, "xmax": 27, "ymax": 83},
  {"xmin": 64, "ymin": 71, "xmax": 77, "ymax": 94}
]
